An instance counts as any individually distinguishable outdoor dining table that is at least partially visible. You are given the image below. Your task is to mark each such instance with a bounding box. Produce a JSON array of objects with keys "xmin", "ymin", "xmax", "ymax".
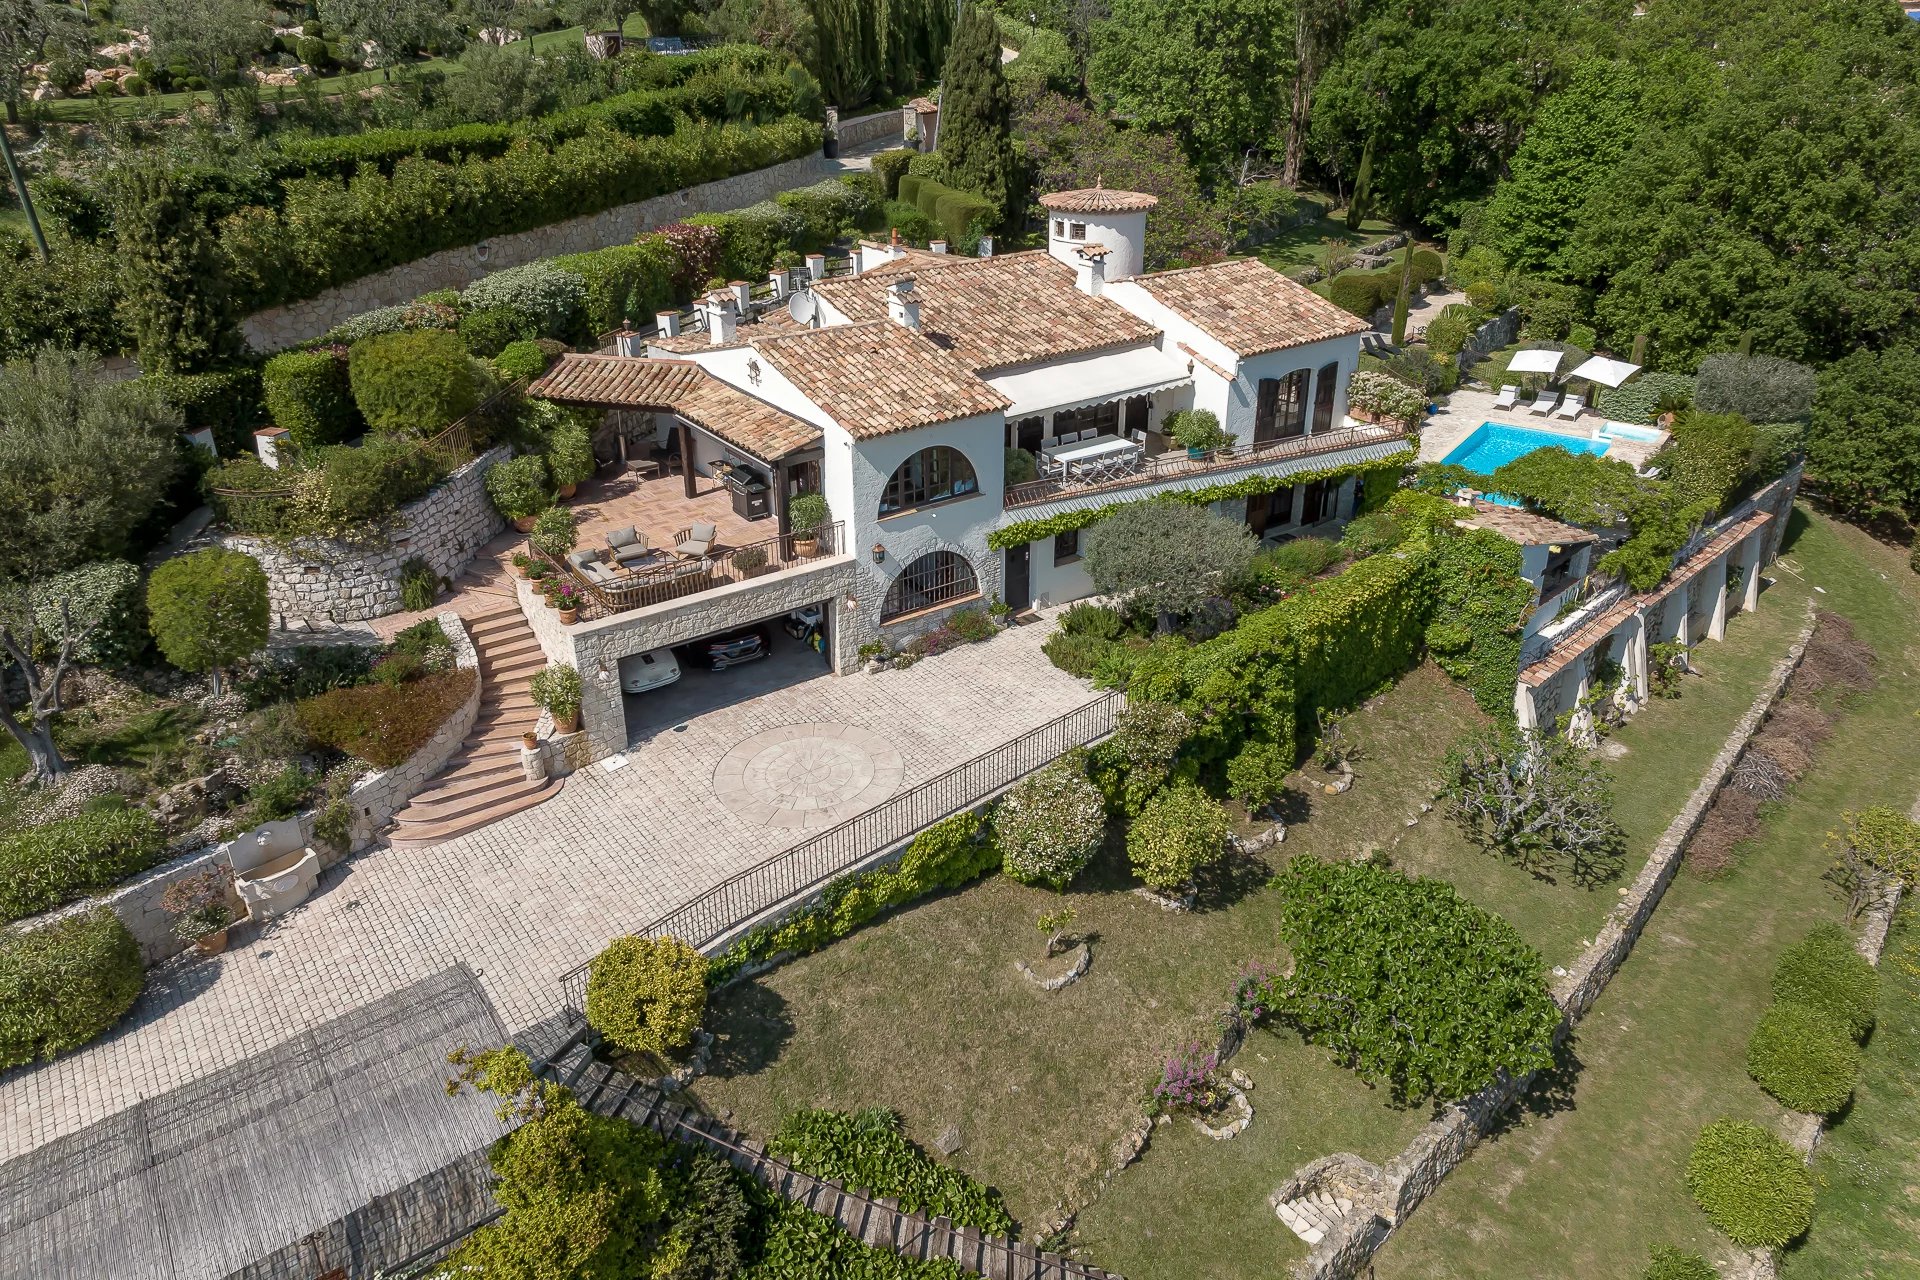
[{"xmin": 1044, "ymin": 434, "xmax": 1142, "ymax": 479}]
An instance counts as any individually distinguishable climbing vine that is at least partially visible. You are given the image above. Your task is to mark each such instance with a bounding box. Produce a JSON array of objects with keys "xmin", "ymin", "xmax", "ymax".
[{"xmin": 988, "ymin": 453, "xmax": 1414, "ymax": 551}]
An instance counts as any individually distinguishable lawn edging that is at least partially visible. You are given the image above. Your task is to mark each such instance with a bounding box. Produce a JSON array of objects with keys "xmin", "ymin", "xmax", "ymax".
[{"xmin": 1287, "ymin": 604, "xmax": 1818, "ymax": 1280}]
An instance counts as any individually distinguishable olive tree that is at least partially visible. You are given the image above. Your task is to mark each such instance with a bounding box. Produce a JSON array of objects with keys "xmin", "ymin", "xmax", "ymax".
[
  {"xmin": 0, "ymin": 587, "xmax": 102, "ymax": 779},
  {"xmin": 1082, "ymin": 500, "xmax": 1258, "ymax": 631},
  {"xmin": 1444, "ymin": 724, "xmax": 1628, "ymax": 887}
]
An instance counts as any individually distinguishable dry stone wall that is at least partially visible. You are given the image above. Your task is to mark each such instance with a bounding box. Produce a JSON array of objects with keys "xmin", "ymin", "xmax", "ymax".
[
  {"xmin": 836, "ymin": 109, "xmax": 906, "ymax": 151},
  {"xmin": 224, "ymin": 446, "xmax": 509, "ymax": 626},
  {"xmin": 241, "ymin": 155, "xmax": 834, "ymax": 351},
  {"xmin": 7, "ymin": 616, "xmax": 480, "ymax": 968}
]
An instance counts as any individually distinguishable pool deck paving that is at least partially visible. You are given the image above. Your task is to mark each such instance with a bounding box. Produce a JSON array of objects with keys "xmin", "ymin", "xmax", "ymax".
[{"xmin": 1421, "ymin": 387, "xmax": 1660, "ymax": 471}]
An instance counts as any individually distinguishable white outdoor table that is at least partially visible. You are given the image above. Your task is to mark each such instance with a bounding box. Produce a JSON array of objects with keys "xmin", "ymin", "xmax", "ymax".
[{"xmin": 1045, "ymin": 434, "xmax": 1141, "ymax": 477}]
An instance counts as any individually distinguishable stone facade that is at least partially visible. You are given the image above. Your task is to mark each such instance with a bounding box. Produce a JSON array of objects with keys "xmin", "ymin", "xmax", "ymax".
[
  {"xmin": 240, "ymin": 156, "xmax": 834, "ymax": 352},
  {"xmin": 224, "ymin": 446, "xmax": 510, "ymax": 626},
  {"xmin": 834, "ymin": 108, "xmax": 905, "ymax": 152},
  {"xmin": 517, "ymin": 556, "xmax": 860, "ymax": 760},
  {"xmin": 1289, "ymin": 610, "xmax": 1817, "ymax": 1280},
  {"xmin": 7, "ymin": 616, "xmax": 480, "ymax": 968}
]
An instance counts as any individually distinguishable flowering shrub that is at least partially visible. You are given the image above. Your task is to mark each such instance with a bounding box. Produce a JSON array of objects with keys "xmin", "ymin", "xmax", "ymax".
[
  {"xmin": 995, "ymin": 756, "xmax": 1106, "ymax": 890},
  {"xmin": 1125, "ymin": 782, "xmax": 1230, "ymax": 891},
  {"xmin": 657, "ymin": 222, "xmax": 726, "ymax": 297},
  {"xmin": 1345, "ymin": 370, "xmax": 1428, "ymax": 424},
  {"xmin": 1230, "ymin": 960, "xmax": 1281, "ymax": 1023},
  {"xmin": 460, "ymin": 262, "xmax": 588, "ymax": 343},
  {"xmin": 1154, "ymin": 1041, "xmax": 1222, "ymax": 1112}
]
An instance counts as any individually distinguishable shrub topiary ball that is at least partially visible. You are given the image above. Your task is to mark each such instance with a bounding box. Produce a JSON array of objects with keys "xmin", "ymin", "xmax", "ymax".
[
  {"xmin": 1643, "ymin": 1244, "xmax": 1715, "ymax": 1280},
  {"xmin": 1772, "ymin": 923, "xmax": 1878, "ymax": 1039},
  {"xmin": 584, "ymin": 935, "xmax": 708, "ymax": 1058},
  {"xmin": 1746, "ymin": 1001, "xmax": 1860, "ymax": 1115},
  {"xmin": 1684, "ymin": 1119, "xmax": 1813, "ymax": 1248}
]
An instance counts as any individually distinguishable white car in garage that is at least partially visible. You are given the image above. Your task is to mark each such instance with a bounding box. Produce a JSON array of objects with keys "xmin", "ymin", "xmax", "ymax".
[{"xmin": 618, "ymin": 648, "xmax": 681, "ymax": 694}]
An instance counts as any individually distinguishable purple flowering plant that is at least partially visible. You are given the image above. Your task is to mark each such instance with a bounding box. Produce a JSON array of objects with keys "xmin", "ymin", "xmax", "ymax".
[{"xmin": 1154, "ymin": 1041, "xmax": 1221, "ymax": 1113}]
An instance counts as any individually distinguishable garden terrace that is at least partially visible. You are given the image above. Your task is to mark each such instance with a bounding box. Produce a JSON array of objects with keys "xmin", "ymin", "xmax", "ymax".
[{"xmin": 1001, "ymin": 423, "xmax": 1411, "ymax": 509}]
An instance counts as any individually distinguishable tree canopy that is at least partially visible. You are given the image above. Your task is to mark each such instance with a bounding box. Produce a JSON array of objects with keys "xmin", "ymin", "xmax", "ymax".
[
  {"xmin": 1082, "ymin": 499, "xmax": 1259, "ymax": 626},
  {"xmin": 936, "ymin": 3, "xmax": 1020, "ymax": 216}
]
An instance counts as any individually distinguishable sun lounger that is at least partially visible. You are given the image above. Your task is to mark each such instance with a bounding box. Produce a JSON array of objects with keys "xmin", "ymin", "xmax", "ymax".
[
  {"xmin": 1525, "ymin": 393, "xmax": 1561, "ymax": 416},
  {"xmin": 1492, "ymin": 385, "xmax": 1519, "ymax": 409},
  {"xmin": 1553, "ymin": 394, "xmax": 1586, "ymax": 420}
]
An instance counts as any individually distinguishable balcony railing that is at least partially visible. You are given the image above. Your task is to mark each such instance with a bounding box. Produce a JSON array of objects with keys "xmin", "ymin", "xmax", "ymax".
[
  {"xmin": 550, "ymin": 521, "xmax": 846, "ymax": 621},
  {"xmin": 1521, "ymin": 576, "xmax": 1629, "ymax": 666},
  {"xmin": 1002, "ymin": 424, "xmax": 1409, "ymax": 510}
]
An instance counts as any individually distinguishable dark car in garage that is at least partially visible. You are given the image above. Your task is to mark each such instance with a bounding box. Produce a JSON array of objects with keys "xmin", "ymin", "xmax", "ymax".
[{"xmin": 675, "ymin": 625, "xmax": 772, "ymax": 671}]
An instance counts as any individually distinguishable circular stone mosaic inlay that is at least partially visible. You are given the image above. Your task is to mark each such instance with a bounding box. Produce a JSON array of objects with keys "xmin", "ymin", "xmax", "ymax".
[{"xmin": 711, "ymin": 722, "xmax": 905, "ymax": 829}]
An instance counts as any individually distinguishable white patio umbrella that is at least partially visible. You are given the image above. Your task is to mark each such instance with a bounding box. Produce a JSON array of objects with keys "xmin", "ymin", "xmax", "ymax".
[
  {"xmin": 1506, "ymin": 348, "xmax": 1565, "ymax": 377},
  {"xmin": 1568, "ymin": 355, "xmax": 1641, "ymax": 389}
]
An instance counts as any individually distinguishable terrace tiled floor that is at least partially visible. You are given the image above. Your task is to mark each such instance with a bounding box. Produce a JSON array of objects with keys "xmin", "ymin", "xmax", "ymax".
[{"xmin": 0, "ymin": 613, "xmax": 1101, "ymax": 1162}]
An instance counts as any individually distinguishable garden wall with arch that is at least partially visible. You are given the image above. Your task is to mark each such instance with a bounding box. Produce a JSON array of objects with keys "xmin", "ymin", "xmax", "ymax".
[{"xmin": 221, "ymin": 446, "xmax": 510, "ymax": 627}]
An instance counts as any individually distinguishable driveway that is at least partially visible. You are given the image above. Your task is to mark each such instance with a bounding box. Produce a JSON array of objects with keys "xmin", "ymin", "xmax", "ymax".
[{"xmin": 0, "ymin": 614, "xmax": 1102, "ymax": 1161}]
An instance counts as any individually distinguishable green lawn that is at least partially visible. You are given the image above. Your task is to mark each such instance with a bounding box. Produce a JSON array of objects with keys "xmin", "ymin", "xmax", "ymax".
[
  {"xmin": 1373, "ymin": 509, "xmax": 1920, "ymax": 1280},
  {"xmin": 1250, "ymin": 208, "xmax": 1397, "ymax": 273},
  {"xmin": 1783, "ymin": 910, "xmax": 1920, "ymax": 1279}
]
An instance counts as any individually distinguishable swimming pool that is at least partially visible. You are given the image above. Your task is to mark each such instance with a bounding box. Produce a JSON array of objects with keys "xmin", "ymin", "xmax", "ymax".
[{"xmin": 1441, "ymin": 422, "xmax": 1611, "ymax": 477}]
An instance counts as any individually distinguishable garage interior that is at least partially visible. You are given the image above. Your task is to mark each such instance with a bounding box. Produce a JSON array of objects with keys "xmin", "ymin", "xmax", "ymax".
[{"xmin": 622, "ymin": 599, "xmax": 837, "ymax": 746}]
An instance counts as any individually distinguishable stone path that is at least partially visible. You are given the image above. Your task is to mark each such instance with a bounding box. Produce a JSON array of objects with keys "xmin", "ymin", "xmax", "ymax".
[
  {"xmin": 0, "ymin": 616, "xmax": 1099, "ymax": 1161},
  {"xmin": 1275, "ymin": 1188, "xmax": 1356, "ymax": 1247}
]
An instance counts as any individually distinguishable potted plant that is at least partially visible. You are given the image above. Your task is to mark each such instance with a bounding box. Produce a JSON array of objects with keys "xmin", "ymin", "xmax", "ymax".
[
  {"xmin": 529, "ymin": 506, "xmax": 579, "ymax": 561},
  {"xmin": 526, "ymin": 559, "xmax": 554, "ymax": 585},
  {"xmin": 730, "ymin": 545, "xmax": 769, "ymax": 577},
  {"xmin": 530, "ymin": 662, "xmax": 583, "ymax": 734},
  {"xmin": 522, "ymin": 729, "xmax": 539, "ymax": 751},
  {"xmin": 485, "ymin": 454, "xmax": 553, "ymax": 532},
  {"xmin": 511, "ymin": 552, "xmax": 532, "ymax": 579},
  {"xmin": 988, "ymin": 595, "xmax": 1013, "ymax": 628},
  {"xmin": 1167, "ymin": 409, "xmax": 1230, "ymax": 458},
  {"xmin": 788, "ymin": 492, "xmax": 830, "ymax": 557},
  {"xmin": 553, "ymin": 580, "xmax": 582, "ymax": 625},
  {"xmin": 160, "ymin": 865, "xmax": 238, "ymax": 955}
]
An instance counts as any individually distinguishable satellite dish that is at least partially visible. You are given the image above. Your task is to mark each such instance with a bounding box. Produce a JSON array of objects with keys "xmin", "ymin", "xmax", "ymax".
[{"xmin": 787, "ymin": 290, "xmax": 818, "ymax": 327}]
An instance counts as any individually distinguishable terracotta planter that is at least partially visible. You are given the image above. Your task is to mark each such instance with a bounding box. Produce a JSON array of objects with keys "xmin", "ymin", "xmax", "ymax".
[
  {"xmin": 522, "ymin": 731, "xmax": 539, "ymax": 751},
  {"xmin": 512, "ymin": 561, "xmax": 530, "ymax": 578},
  {"xmin": 514, "ymin": 515, "xmax": 538, "ymax": 533},
  {"xmin": 557, "ymin": 483, "xmax": 578, "ymax": 500},
  {"xmin": 558, "ymin": 710, "xmax": 580, "ymax": 734},
  {"xmin": 793, "ymin": 535, "xmax": 819, "ymax": 558},
  {"xmin": 195, "ymin": 927, "xmax": 230, "ymax": 956},
  {"xmin": 559, "ymin": 607, "xmax": 578, "ymax": 625}
]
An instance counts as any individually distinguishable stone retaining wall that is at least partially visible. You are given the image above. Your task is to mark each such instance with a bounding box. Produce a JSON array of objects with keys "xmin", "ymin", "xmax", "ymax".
[
  {"xmin": 836, "ymin": 109, "xmax": 905, "ymax": 151},
  {"xmin": 1289, "ymin": 608, "xmax": 1819, "ymax": 1280},
  {"xmin": 6, "ymin": 616, "xmax": 480, "ymax": 968},
  {"xmin": 240, "ymin": 154, "xmax": 833, "ymax": 351},
  {"xmin": 1455, "ymin": 308, "xmax": 1522, "ymax": 373},
  {"xmin": 224, "ymin": 446, "xmax": 509, "ymax": 626}
]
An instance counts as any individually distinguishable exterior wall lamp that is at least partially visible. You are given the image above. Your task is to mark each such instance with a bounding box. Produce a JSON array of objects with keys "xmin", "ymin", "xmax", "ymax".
[{"xmin": 870, "ymin": 542, "xmax": 886, "ymax": 563}]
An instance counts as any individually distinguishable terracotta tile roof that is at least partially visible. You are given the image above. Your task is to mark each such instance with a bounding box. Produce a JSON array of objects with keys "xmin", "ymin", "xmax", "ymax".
[
  {"xmin": 1462, "ymin": 501, "xmax": 1596, "ymax": 548},
  {"xmin": 1176, "ymin": 341, "xmax": 1233, "ymax": 382},
  {"xmin": 1040, "ymin": 184, "xmax": 1159, "ymax": 214},
  {"xmin": 647, "ymin": 308, "xmax": 808, "ymax": 355},
  {"xmin": 528, "ymin": 354, "xmax": 821, "ymax": 462},
  {"xmin": 811, "ymin": 251, "xmax": 1160, "ymax": 373},
  {"xmin": 1134, "ymin": 258, "xmax": 1368, "ymax": 358},
  {"xmin": 1519, "ymin": 598, "xmax": 1639, "ymax": 686},
  {"xmin": 1641, "ymin": 510, "xmax": 1773, "ymax": 605},
  {"xmin": 750, "ymin": 321, "xmax": 1009, "ymax": 438}
]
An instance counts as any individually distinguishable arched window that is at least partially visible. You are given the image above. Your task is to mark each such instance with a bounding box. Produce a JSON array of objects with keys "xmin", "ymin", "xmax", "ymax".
[
  {"xmin": 881, "ymin": 551, "xmax": 979, "ymax": 621},
  {"xmin": 879, "ymin": 446, "xmax": 978, "ymax": 517}
]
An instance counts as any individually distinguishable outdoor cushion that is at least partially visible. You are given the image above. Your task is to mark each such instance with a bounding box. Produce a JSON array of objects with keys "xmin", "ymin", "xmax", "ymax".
[
  {"xmin": 566, "ymin": 550, "xmax": 598, "ymax": 569},
  {"xmin": 607, "ymin": 526, "xmax": 641, "ymax": 549}
]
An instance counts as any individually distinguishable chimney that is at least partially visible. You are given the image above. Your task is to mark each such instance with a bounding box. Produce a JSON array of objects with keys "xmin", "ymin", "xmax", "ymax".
[
  {"xmin": 655, "ymin": 310, "xmax": 681, "ymax": 339},
  {"xmin": 930, "ymin": 239, "xmax": 949, "ymax": 254},
  {"xmin": 887, "ymin": 276, "xmax": 921, "ymax": 330},
  {"xmin": 977, "ymin": 234, "xmax": 994, "ymax": 258},
  {"xmin": 1073, "ymin": 244, "xmax": 1109, "ymax": 296},
  {"xmin": 253, "ymin": 426, "xmax": 289, "ymax": 470},
  {"xmin": 888, "ymin": 227, "xmax": 907, "ymax": 261},
  {"xmin": 614, "ymin": 330, "xmax": 644, "ymax": 357},
  {"xmin": 730, "ymin": 280, "xmax": 753, "ymax": 313},
  {"xmin": 768, "ymin": 268, "xmax": 788, "ymax": 300},
  {"xmin": 702, "ymin": 290, "xmax": 738, "ymax": 344},
  {"xmin": 806, "ymin": 252, "xmax": 826, "ymax": 281}
]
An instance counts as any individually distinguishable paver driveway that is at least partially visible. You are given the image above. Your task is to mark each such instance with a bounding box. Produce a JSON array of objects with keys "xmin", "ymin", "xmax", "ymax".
[{"xmin": 0, "ymin": 617, "xmax": 1099, "ymax": 1161}]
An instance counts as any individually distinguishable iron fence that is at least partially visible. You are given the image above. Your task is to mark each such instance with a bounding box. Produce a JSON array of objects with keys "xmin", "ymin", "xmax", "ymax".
[
  {"xmin": 550, "ymin": 521, "xmax": 846, "ymax": 621},
  {"xmin": 558, "ymin": 690, "xmax": 1124, "ymax": 1015}
]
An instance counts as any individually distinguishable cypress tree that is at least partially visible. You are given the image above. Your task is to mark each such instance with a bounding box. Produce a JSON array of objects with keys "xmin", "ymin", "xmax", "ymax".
[
  {"xmin": 935, "ymin": 3, "xmax": 1018, "ymax": 219},
  {"xmin": 115, "ymin": 164, "xmax": 238, "ymax": 375}
]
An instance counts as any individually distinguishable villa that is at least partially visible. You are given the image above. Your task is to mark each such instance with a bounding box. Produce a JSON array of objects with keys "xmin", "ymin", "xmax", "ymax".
[{"xmin": 527, "ymin": 185, "xmax": 1406, "ymax": 758}]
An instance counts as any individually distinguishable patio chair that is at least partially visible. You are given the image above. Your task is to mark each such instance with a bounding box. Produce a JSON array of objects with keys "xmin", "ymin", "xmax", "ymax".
[
  {"xmin": 605, "ymin": 526, "xmax": 653, "ymax": 567},
  {"xmin": 1525, "ymin": 392, "xmax": 1561, "ymax": 416},
  {"xmin": 1554, "ymin": 394, "xmax": 1586, "ymax": 420},
  {"xmin": 675, "ymin": 521, "xmax": 717, "ymax": 559},
  {"xmin": 1492, "ymin": 384, "xmax": 1520, "ymax": 409}
]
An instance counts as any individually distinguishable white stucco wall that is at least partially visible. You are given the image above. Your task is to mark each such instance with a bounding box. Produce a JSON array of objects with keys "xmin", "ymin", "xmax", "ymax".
[{"xmin": 1044, "ymin": 209, "xmax": 1149, "ymax": 282}]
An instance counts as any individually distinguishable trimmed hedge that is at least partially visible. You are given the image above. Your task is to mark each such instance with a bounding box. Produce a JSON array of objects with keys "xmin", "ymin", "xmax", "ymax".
[
  {"xmin": 1328, "ymin": 269, "xmax": 1396, "ymax": 319},
  {"xmin": 770, "ymin": 1108, "xmax": 1014, "ymax": 1235},
  {"xmin": 348, "ymin": 330, "xmax": 481, "ymax": 435},
  {"xmin": 295, "ymin": 668, "xmax": 476, "ymax": 767},
  {"xmin": 263, "ymin": 348, "xmax": 359, "ymax": 449},
  {"xmin": 223, "ymin": 116, "xmax": 821, "ymax": 312},
  {"xmin": 551, "ymin": 238, "xmax": 680, "ymax": 334},
  {"xmin": 584, "ymin": 934, "xmax": 709, "ymax": 1057},
  {"xmin": 1745, "ymin": 1001, "xmax": 1860, "ymax": 1114},
  {"xmin": 0, "ymin": 907, "xmax": 145, "ymax": 1068},
  {"xmin": 1643, "ymin": 1245, "xmax": 1716, "ymax": 1280},
  {"xmin": 0, "ymin": 803, "xmax": 169, "ymax": 923},
  {"xmin": 1683, "ymin": 1119, "xmax": 1813, "ymax": 1248},
  {"xmin": 872, "ymin": 148, "xmax": 916, "ymax": 199},
  {"xmin": 896, "ymin": 174, "xmax": 996, "ymax": 247},
  {"xmin": 1596, "ymin": 371, "xmax": 1695, "ymax": 425},
  {"xmin": 1772, "ymin": 923, "xmax": 1879, "ymax": 1039}
]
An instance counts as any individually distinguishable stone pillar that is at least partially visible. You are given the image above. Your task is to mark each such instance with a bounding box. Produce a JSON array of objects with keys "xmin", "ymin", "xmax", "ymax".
[
  {"xmin": 1514, "ymin": 681, "xmax": 1538, "ymax": 731},
  {"xmin": 1742, "ymin": 534, "xmax": 1763, "ymax": 612},
  {"xmin": 1706, "ymin": 554, "xmax": 1730, "ymax": 642},
  {"xmin": 1673, "ymin": 583, "xmax": 1691, "ymax": 648},
  {"xmin": 1627, "ymin": 613, "xmax": 1650, "ymax": 701}
]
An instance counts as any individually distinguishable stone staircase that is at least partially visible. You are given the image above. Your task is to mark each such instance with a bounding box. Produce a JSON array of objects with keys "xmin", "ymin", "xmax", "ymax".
[
  {"xmin": 1274, "ymin": 1187, "xmax": 1355, "ymax": 1247},
  {"xmin": 389, "ymin": 604, "xmax": 563, "ymax": 849}
]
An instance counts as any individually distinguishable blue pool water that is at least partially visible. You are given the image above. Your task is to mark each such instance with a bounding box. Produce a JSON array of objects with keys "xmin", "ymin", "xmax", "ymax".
[{"xmin": 1440, "ymin": 422, "xmax": 1611, "ymax": 507}]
